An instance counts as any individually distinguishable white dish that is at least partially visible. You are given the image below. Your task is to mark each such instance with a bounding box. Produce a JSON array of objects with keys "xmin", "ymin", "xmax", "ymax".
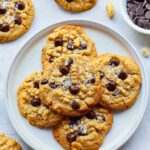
[
  {"xmin": 120, "ymin": 0, "xmax": 150, "ymax": 35},
  {"xmin": 6, "ymin": 20, "xmax": 149, "ymax": 150}
]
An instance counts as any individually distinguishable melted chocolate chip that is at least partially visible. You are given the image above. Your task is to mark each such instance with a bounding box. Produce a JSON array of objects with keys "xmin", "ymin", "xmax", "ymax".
[
  {"xmin": 100, "ymin": 71, "xmax": 105, "ymax": 79},
  {"xmin": 80, "ymin": 41, "xmax": 87, "ymax": 50},
  {"xmin": 69, "ymin": 116, "xmax": 81, "ymax": 122},
  {"xmin": 49, "ymin": 82, "xmax": 58, "ymax": 89},
  {"xmin": 54, "ymin": 38, "xmax": 63, "ymax": 47},
  {"xmin": 15, "ymin": 1, "xmax": 25, "ymax": 10},
  {"xmin": 71, "ymin": 100, "xmax": 80, "ymax": 110},
  {"xmin": 69, "ymin": 118, "xmax": 81, "ymax": 128},
  {"xmin": 34, "ymin": 81, "xmax": 39, "ymax": 89},
  {"xmin": 109, "ymin": 58, "xmax": 120, "ymax": 67},
  {"xmin": 0, "ymin": 22, "xmax": 9, "ymax": 32},
  {"xmin": 69, "ymin": 86, "xmax": 80, "ymax": 95},
  {"xmin": 0, "ymin": 6, "xmax": 6, "ymax": 14},
  {"xmin": 66, "ymin": 132, "xmax": 77, "ymax": 143},
  {"xmin": 106, "ymin": 80, "xmax": 116, "ymax": 91},
  {"xmin": 14, "ymin": 15, "xmax": 22, "ymax": 25},
  {"xmin": 118, "ymin": 71, "xmax": 128, "ymax": 80},
  {"xmin": 31, "ymin": 98, "xmax": 41, "ymax": 107},
  {"xmin": 86, "ymin": 111, "xmax": 96, "ymax": 119},
  {"xmin": 41, "ymin": 79, "xmax": 48, "ymax": 85},
  {"xmin": 67, "ymin": 40, "xmax": 75, "ymax": 50},
  {"xmin": 59, "ymin": 66, "xmax": 70, "ymax": 75},
  {"xmin": 78, "ymin": 126, "xmax": 87, "ymax": 136},
  {"xmin": 49, "ymin": 56, "xmax": 55, "ymax": 63},
  {"xmin": 86, "ymin": 77, "xmax": 96, "ymax": 84}
]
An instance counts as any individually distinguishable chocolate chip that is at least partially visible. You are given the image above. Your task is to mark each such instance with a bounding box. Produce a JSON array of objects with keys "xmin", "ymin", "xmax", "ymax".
[
  {"xmin": 49, "ymin": 56, "xmax": 55, "ymax": 63},
  {"xmin": 67, "ymin": 40, "xmax": 75, "ymax": 50},
  {"xmin": 80, "ymin": 41, "xmax": 87, "ymax": 50},
  {"xmin": 0, "ymin": 22, "xmax": 9, "ymax": 32},
  {"xmin": 71, "ymin": 100, "xmax": 80, "ymax": 109},
  {"xmin": 34, "ymin": 81, "xmax": 39, "ymax": 89},
  {"xmin": 86, "ymin": 111, "xmax": 96, "ymax": 119},
  {"xmin": 69, "ymin": 86, "xmax": 80, "ymax": 95},
  {"xmin": 137, "ymin": 19, "xmax": 144, "ymax": 27},
  {"xmin": 14, "ymin": 15, "xmax": 22, "ymax": 25},
  {"xmin": 66, "ymin": 0, "xmax": 74, "ymax": 2},
  {"xmin": 0, "ymin": 6, "xmax": 6, "ymax": 14},
  {"xmin": 136, "ymin": 7, "xmax": 144, "ymax": 16},
  {"xmin": 100, "ymin": 71, "xmax": 105, "ymax": 79},
  {"xmin": 118, "ymin": 71, "xmax": 128, "ymax": 80},
  {"xmin": 31, "ymin": 98, "xmax": 41, "ymax": 107},
  {"xmin": 109, "ymin": 58, "xmax": 120, "ymax": 67},
  {"xmin": 78, "ymin": 126, "xmax": 87, "ymax": 136},
  {"xmin": 69, "ymin": 116, "xmax": 81, "ymax": 122},
  {"xmin": 146, "ymin": 4, "xmax": 150, "ymax": 10},
  {"xmin": 96, "ymin": 114, "xmax": 106, "ymax": 122},
  {"xmin": 106, "ymin": 80, "xmax": 116, "ymax": 91},
  {"xmin": 15, "ymin": 1, "xmax": 25, "ymax": 10},
  {"xmin": 69, "ymin": 118, "xmax": 81, "ymax": 128},
  {"xmin": 59, "ymin": 66, "xmax": 70, "ymax": 75},
  {"xmin": 66, "ymin": 132, "xmax": 77, "ymax": 143},
  {"xmin": 54, "ymin": 38, "xmax": 63, "ymax": 47},
  {"xmin": 49, "ymin": 82, "xmax": 58, "ymax": 89},
  {"xmin": 86, "ymin": 77, "xmax": 96, "ymax": 84},
  {"xmin": 65, "ymin": 58, "xmax": 73, "ymax": 67},
  {"xmin": 41, "ymin": 79, "xmax": 48, "ymax": 85},
  {"xmin": 145, "ymin": 11, "xmax": 150, "ymax": 19}
]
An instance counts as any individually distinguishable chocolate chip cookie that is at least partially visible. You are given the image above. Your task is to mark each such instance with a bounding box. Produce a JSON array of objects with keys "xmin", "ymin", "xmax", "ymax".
[
  {"xmin": 17, "ymin": 72, "xmax": 63, "ymax": 128},
  {"xmin": 55, "ymin": 0, "xmax": 97, "ymax": 12},
  {"xmin": 0, "ymin": 0, "xmax": 34, "ymax": 43},
  {"xmin": 52, "ymin": 107, "xmax": 113, "ymax": 150},
  {"xmin": 95, "ymin": 53, "xmax": 142, "ymax": 111},
  {"xmin": 42, "ymin": 25, "xmax": 97, "ymax": 69},
  {"xmin": 0, "ymin": 134, "xmax": 22, "ymax": 150},
  {"xmin": 40, "ymin": 54, "xmax": 101, "ymax": 116}
]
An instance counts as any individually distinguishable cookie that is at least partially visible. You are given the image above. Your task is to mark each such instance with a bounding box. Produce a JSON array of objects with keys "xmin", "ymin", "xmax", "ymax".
[
  {"xmin": 55, "ymin": 0, "xmax": 97, "ymax": 12},
  {"xmin": 42, "ymin": 25, "xmax": 97, "ymax": 69},
  {"xmin": 53, "ymin": 107, "xmax": 113, "ymax": 150},
  {"xmin": 95, "ymin": 53, "xmax": 142, "ymax": 111},
  {"xmin": 40, "ymin": 54, "xmax": 101, "ymax": 116},
  {"xmin": 0, "ymin": 0, "xmax": 34, "ymax": 43},
  {"xmin": 17, "ymin": 72, "xmax": 63, "ymax": 128},
  {"xmin": 0, "ymin": 134, "xmax": 22, "ymax": 150}
]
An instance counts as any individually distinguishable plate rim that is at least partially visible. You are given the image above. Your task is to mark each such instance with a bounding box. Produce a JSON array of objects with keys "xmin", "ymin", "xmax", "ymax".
[{"xmin": 5, "ymin": 19, "xmax": 149, "ymax": 150}]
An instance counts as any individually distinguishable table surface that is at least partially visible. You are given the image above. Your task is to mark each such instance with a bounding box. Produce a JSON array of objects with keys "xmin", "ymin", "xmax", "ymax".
[{"xmin": 0, "ymin": 0, "xmax": 150, "ymax": 150}]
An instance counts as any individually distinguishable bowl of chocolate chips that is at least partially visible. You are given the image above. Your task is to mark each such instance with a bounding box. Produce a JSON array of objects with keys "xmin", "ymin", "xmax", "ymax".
[{"xmin": 120, "ymin": 0, "xmax": 150, "ymax": 34}]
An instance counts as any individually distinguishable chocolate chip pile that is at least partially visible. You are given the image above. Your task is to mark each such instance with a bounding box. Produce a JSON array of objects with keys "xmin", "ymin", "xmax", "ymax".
[{"xmin": 127, "ymin": 0, "xmax": 150, "ymax": 29}]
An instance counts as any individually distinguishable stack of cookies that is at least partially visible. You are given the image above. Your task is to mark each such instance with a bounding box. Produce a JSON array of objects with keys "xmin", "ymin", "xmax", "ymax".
[{"xmin": 17, "ymin": 25, "xmax": 142, "ymax": 150}]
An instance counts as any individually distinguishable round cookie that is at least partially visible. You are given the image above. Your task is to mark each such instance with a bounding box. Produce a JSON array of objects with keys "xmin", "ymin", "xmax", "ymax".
[
  {"xmin": 42, "ymin": 25, "xmax": 97, "ymax": 69},
  {"xmin": 0, "ymin": 0, "xmax": 34, "ymax": 43},
  {"xmin": 40, "ymin": 54, "xmax": 101, "ymax": 116},
  {"xmin": 0, "ymin": 134, "xmax": 22, "ymax": 150},
  {"xmin": 55, "ymin": 0, "xmax": 97, "ymax": 12},
  {"xmin": 17, "ymin": 72, "xmax": 63, "ymax": 128},
  {"xmin": 52, "ymin": 107, "xmax": 113, "ymax": 150},
  {"xmin": 95, "ymin": 53, "xmax": 142, "ymax": 111}
]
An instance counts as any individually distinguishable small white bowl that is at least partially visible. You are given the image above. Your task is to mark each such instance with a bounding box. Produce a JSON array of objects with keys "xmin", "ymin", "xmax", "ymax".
[{"xmin": 120, "ymin": 0, "xmax": 150, "ymax": 35}]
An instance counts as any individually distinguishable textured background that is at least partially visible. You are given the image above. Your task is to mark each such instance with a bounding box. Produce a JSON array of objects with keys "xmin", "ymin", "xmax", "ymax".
[{"xmin": 0, "ymin": 0, "xmax": 150, "ymax": 149}]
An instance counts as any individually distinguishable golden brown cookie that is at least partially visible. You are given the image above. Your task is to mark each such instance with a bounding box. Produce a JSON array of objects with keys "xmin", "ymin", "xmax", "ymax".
[
  {"xmin": 40, "ymin": 54, "xmax": 101, "ymax": 116},
  {"xmin": 0, "ymin": 134, "xmax": 22, "ymax": 150},
  {"xmin": 95, "ymin": 53, "xmax": 142, "ymax": 111},
  {"xmin": 55, "ymin": 0, "xmax": 97, "ymax": 12},
  {"xmin": 17, "ymin": 72, "xmax": 63, "ymax": 128},
  {"xmin": 42, "ymin": 25, "xmax": 97, "ymax": 69},
  {"xmin": 0, "ymin": 0, "xmax": 34, "ymax": 43},
  {"xmin": 53, "ymin": 107, "xmax": 113, "ymax": 150}
]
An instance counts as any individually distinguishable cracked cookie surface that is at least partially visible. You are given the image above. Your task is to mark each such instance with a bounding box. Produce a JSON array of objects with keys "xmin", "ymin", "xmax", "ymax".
[
  {"xmin": 95, "ymin": 53, "xmax": 142, "ymax": 111},
  {"xmin": 0, "ymin": 0, "xmax": 34, "ymax": 43},
  {"xmin": 17, "ymin": 72, "xmax": 63, "ymax": 128},
  {"xmin": 55, "ymin": 0, "xmax": 97, "ymax": 12},
  {"xmin": 0, "ymin": 134, "xmax": 22, "ymax": 150},
  {"xmin": 40, "ymin": 54, "xmax": 101, "ymax": 116},
  {"xmin": 42, "ymin": 25, "xmax": 97, "ymax": 69},
  {"xmin": 52, "ymin": 107, "xmax": 113, "ymax": 150}
]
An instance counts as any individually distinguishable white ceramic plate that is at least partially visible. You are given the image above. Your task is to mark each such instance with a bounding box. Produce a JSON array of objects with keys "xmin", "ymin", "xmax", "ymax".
[{"xmin": 6, "ymin": 20, "xmax": 149, "ymax": 150}]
